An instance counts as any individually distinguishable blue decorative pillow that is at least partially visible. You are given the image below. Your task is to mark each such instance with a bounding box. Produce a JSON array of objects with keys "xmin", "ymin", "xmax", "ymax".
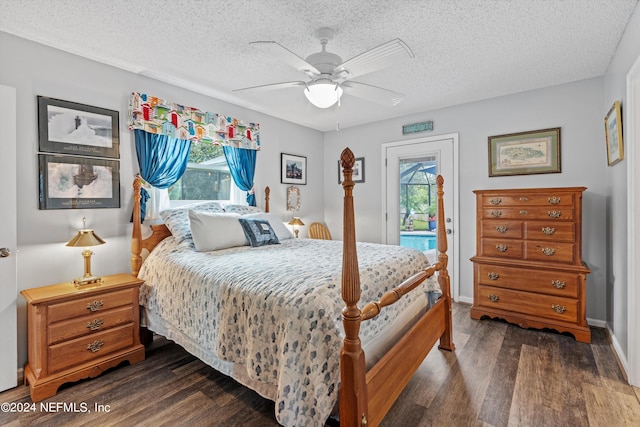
[{"xmin": 238, "ymin": 218, "xmax": 280, "ymax": 247}]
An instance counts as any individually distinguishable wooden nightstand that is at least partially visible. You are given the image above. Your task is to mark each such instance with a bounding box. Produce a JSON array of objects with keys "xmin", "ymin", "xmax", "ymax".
[{"xmin": 21, "ymin": 273, "xmax": 145, "ymax": 402}]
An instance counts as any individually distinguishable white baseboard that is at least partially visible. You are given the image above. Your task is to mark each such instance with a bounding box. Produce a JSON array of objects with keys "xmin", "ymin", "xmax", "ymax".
[
  {"xmin": 456, "ymin": 296, "xmax": 473, "ymax": 304},
  {"xmin": 587, "ymin": 317, "xmax": 606, "ymax": 328},
  {"xmin": 606, "ymin": 323, "xmax": 630, "ymax": 381}
]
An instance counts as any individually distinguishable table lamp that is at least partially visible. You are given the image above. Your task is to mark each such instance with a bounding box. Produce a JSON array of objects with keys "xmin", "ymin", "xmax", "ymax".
[
  {"xmin": 288, "ymin": 217, "xmax": 305, "ymax": 238},
  {"xmin": 66, "ymin": 217, "xmax": 105, "ymax": 286}
]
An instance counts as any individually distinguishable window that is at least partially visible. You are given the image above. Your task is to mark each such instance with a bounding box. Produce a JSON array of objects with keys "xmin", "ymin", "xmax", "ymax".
[{"xmin": 168, "ymin": 142, "xmax": 235, "ymax": 202}]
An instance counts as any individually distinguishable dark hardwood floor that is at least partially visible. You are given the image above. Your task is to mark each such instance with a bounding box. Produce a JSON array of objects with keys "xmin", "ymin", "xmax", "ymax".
[{"xmin": 1, "ymin": 303, "xmax": 639, "ymax": 426}]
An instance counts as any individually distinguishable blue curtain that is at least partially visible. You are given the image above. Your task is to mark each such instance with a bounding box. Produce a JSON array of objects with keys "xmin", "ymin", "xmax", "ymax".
[
  {"xmin": 134, "ymin": 129, "xmax": 191, "ymax": 221},
  {"xmin": 223, "ymin": 146, "xmax": 257, "ymax": 206}
]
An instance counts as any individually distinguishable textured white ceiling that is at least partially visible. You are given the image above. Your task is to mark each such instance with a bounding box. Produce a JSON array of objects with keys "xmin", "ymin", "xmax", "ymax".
[{"xmin": 1, "ymin": 0, "xmax": 638, "ymax": 131}]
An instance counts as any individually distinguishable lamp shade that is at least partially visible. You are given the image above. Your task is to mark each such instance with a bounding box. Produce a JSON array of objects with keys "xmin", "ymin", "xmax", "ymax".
[
  {"xmin": 304, "ymin": 80, "xmax": 343, "ymax": 109},
  {"xmin": 66, "ymin": 229, "xmax": 106, "ymax": 247},
  {"xmin": 288, "ymin": 217, "xmax": 305, "ymax": 226}
]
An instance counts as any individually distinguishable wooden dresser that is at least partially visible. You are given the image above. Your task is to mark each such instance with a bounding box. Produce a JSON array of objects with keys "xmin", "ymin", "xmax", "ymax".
[
  {"xmin": 21, "ymin": 274, "xmax": 145, "ymax": 401},
  {"xmin": 470, "ymin": 187, "xmax": 591, "ymax": 343}
]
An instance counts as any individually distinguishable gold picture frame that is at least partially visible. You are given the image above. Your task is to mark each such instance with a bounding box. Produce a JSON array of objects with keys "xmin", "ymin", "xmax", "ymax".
[
  {"xmin": 605, "ymin": 101, "xmax": 624, "ymax": 166},
  {"xmin": 488, "ymin": 128, "xmax": 561, "ymax": 177}
]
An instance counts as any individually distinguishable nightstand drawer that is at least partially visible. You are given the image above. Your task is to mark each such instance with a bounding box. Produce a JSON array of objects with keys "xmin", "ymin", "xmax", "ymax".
[
  {"xmin": 477, "ymin": 285, "xmax": 578, "ymax": 323},
  {"xmin": 48, "ymin": 305, "xmax": 134, "ymax": 345},
  {"xmin": 48, "ymin": 323, "xmax": 135, "ymax": 373},
  {"xmin": 48, "ymin": 288, "xmax": 135, "ymax": 323}
]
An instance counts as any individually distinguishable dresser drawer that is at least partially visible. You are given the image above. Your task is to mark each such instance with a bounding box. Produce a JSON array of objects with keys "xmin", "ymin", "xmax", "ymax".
[
  {"xmin": 481, "ymin": 207, "xmax": 574, "ymax": 221},
  {"xmin": 525, "ymin": 221, "xmax": 575, "ymax": 242},
  {"xmin": 48, "ymin": 305, "xmax": 135, "ymax": 345},
  {"xmin": 48, "ymin": 323, "xmax": 135, "ymax": 374},
  {"xmin": 477, "ymin": 285, "xmax": 578, "ymax": 323},
  {"xmin": 525, "ymin": 241, "xmax": 575, "ymax": 263},
  {"xmin": 481, "ymin": 220, "xmax": 523, "ymax": 239},
  {"xmin": 48, "ymin": 289, "xmax": 135, "ymax": 323},
  {"xmin": 480, "ymin": 193, "xmax": 574, "ymax": 207},
  {"xmin": 477, "ymin": 264, "xmax": 580, "ymax": 298},
  {"xmin": 480, "ymin": 238, "xmax": 523, "ymax": 259}
]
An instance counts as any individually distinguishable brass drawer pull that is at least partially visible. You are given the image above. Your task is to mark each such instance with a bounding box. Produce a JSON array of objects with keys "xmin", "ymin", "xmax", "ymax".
[
  {"xmin": 489, "ymin": 198, "xmax": 502, "ymax": 205},
  {"xmin": 488, "ymin": 272, "xmax": 500, "ymax": 280},
  {"xmin": 541, "ymin": 227, "xmax": 555, "ymax": 235},
  {"xmin": 86, "ymin": 318, "xmax": 104, "ymax": 331},
  {"xmin": 87, "ymin": 339, "xmax": 105, "ymax": 353},
  {"xmin": 86, "ymin": 300, "xmax": 104, "ymax": 312},
  {"xmin": 519, "ymin": 197, "xmax": 528, "ymax": 202},
  {"xmin": 541, "ymin": 247, "xmax": 556, "ymax": 256},
  {"xmin": 548, "ymin": 196, "xmax": 561, "ymax": 205},
  {"xmin": 519, "ymin": 210, "xmax": 528, "ymax": 215},
  {"xmin": 496, "ymin": 244, "xmax": 508, "ymax": 252},
  {"xmin": 551, "ymin": 280, "xmax": 566, "ymax": 289},
  {"xmin": 490, "ymin": 210, "xmax": 502, "ymax": 218},
  {"xmin": 488, "ymin": 294, "xmax": 500, "ymax": 302},
  {"xmin": 548, "ymin": 210, "xmax": 562, "ymax": 218},
  {"xmin": 496, "ymin": 225, "xmax": 508, "ymax": 233},
  {"xmin": 551, "ymin": 304, "xmax": 566, "ymax": 314}
]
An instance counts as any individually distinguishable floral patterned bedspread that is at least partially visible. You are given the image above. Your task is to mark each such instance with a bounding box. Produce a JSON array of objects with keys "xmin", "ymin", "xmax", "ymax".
[{"xmin": 138, "ymin": 237, "xmax": 439, "ymax": 427}]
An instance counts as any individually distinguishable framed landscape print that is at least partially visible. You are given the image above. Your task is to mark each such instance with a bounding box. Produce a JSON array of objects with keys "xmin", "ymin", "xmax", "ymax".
[
  {"xmin": 338, "ymin": 157, "xmax": 365, "ymax": 183},
  {"xmin": 38, "ymin": 154, "xmax": 120, "ymax": 209},
  {"xmin": 488, "ymin": 127, "xmax": 561, "ymax": 177},
  {"xmin": 38, "ymin": 96, "xmax": 120, "ymax": 158},
  {"xmin": 281, "ymin": 153, "xmax": 307, "ymax": 185},
  {"xmin": 604, "ymin": 100, "xmax": 624, "ymax": 166}
]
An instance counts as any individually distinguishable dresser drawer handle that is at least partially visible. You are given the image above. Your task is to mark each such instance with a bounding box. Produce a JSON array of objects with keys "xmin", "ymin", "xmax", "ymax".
[
  {"xmin": 548, "ymin": 210, "xmax": 562, "ymax": 218},
  {"xmin": 87, "ymin": 339, "xmax": 105, "ymax": 353},
  {"xmin": 541, "ymin": 247, "xmax": 556, "ymax": 256},
  {"xmin": 541, "ymin": 227, "xmax": 556, "ymax": 235},
  {"xmin": 551, "ymin": 280, "xmax": 566, "ymax": 289},
  {"xmin": 488, "ymin": 294, "xmax": 500, "ymax": 302},
  {"xmin": 519, "ymin": 210, "xmax": 528, "ymax": 216},
  {"xmin": 489, "ymin": 198, "xmax": 502, "ymax": 205},
  {"xmin": 490, "ymin": 210, "xmax": 502, "ymax": 218},
  {"xmin": 86, "ymin": 319, "xmax": 104, "ymax": 331},
  {"xmin": 496, "ymin": 244, "xmax": 508, "ymax": 252},
  {"xmin": 551, "ymin": 304, "xmax": 566, "ymax": 314},
  {"xmin": 86, "ymin": 300, "xmax": 104, "ymax": 312},
  {"xmin": 519, "ymin": 197, "xmax": 529, "ymax": 202},
  {"xmin": 496, "ymin": 225, "xmax": 508, "ymax": 233},
  {"xmin": 548, "ymin": 196, "xmax": 561, "ymax": 205},
  {"xmin": 488, "ymin": 272, "xmax": 500, "ymax": 280}
]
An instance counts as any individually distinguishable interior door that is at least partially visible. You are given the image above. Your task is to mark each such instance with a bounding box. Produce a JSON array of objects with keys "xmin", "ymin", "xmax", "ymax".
[
  {"xmin": 383, "ymin": 134, "xmax": 458, "ymax": 299},
  {"xmin": 0, "ymin": 85, "xmax": 17, "ymax": 391}
]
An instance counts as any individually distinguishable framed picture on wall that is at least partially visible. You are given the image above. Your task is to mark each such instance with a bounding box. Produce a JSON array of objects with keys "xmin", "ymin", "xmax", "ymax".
[
  {"xmin": 604, "ymin": 100, "xmax": 624, "ymax": 166},
  {"xmin": 488, "ymin": 127, "xmax": 561, "ymax": 177},
  {"xmin": 338, "ymin": 157, "xmax": 365, "ymax": 183},
  {"xmin": 37, "ymin": 96, "xmax": 120, "ymax": 159},
  {"xmin": 281, "ymin": 153, "xmax": 307, "ymax": 185},
  {"xmin": 38, "ymin": 154, "xmax": 120, "ymax": 209}
]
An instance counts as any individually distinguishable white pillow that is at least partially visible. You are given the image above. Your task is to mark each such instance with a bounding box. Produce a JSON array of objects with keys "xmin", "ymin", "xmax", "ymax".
[
  {"xmin": 242, "ymin": 212, "xmax": 294, "ymax": 240},
  {"xmin": 188, "ymin": 211, "xmax": 247, "ymax": 251}
]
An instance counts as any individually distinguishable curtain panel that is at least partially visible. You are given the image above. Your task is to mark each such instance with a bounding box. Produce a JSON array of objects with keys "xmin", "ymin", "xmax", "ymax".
[{"xmin": 223, "ymin": 146, "xmax": 257, "ymax": 206}]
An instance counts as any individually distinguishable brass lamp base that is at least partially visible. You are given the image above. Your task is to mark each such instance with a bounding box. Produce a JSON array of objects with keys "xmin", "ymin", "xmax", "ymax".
[
  {"xmin": 73, "ymin": 248, "xmax": 102, "ymax": 287},
  {"xmin": 73, "ymin": 275, "xmax": 102, "ymax": 287}
]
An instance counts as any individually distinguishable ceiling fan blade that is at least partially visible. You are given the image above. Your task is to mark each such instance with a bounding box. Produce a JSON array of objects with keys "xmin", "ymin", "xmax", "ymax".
[
  {"xmin": 233, "ymin": 81, "xmax": 306, "ymax": 92},
  {"xmin": 334, "ymin": 38, "xmax": 414, "ymax": 80},
  {"xmin": 341, "ymin": 81, "xmax": 405, "ymax": 106},
  {"xmin": 250, "ymin": 41, "xmax": 321, "ymax": 77}
]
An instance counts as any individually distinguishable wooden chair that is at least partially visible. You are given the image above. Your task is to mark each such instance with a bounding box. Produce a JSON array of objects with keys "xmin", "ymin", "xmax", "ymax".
[{"xmin": 308, "ymin": 222, "xmax": 332, "ymax": 240}]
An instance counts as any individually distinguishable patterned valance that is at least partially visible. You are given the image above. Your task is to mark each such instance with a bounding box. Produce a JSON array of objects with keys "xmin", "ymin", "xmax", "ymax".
[{"xmin": 128, "ymin": 92, "xmax": 260, "ymax": 150}]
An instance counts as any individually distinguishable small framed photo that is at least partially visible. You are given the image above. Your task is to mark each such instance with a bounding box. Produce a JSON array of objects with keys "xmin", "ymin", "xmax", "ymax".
[
  {"xmin": 338, "ymin": 157, "xmax": 365, "ymax": 183},
  {"xmin": 604, "ymin": 100, "xmax": 624, "ymax": 166},
  {"xmin": 38, "ymin": 96, "xmax": 120, "ymax": 158},
  {"xmin": 281, "ymin": 153, "xmax": 307, "ymax": 185},
  {"xmin": 488, "ymin": 128, "xmax": 561, "ymax": 177},
  {"xmin": 38, "ymin": 154, "xmax": 120, "ymax": 209}
]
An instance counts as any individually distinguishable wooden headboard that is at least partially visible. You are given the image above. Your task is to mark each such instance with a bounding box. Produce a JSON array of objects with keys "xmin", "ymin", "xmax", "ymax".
[{"xmin": 130, "ymin": 175, "xmax": 270, "ymax": 275}]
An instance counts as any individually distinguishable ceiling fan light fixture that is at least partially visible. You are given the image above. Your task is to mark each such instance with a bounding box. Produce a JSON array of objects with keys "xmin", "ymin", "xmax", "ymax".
[{"xmin": 304, "ymin": 81, "xmax": 343, "ymax": 108}]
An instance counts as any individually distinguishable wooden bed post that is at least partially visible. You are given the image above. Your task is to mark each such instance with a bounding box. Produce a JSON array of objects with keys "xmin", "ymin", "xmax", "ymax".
[
  {"xmin": 436, "ymin": 175, "xmax": 455, "ymax": 351},
  {"xmin": 264, "ymin": 186, "xmax": 270, "ymax": 213},
  {"xmin": 339, "ymin": 148, "xmax": 368, "ymax": 427},
  {"xmin": 131, "ymin": 174, "xmax": 143, "ymax": 277}
]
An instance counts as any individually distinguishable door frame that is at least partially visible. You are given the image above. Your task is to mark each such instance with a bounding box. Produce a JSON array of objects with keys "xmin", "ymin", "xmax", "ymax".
[
  {"xmin": 380, "ymin": 132, "xmax": 460, "ymax": 301},
  {"xmin": 626, "ymin": 54, "xmax": 640, "ymax": 387}
]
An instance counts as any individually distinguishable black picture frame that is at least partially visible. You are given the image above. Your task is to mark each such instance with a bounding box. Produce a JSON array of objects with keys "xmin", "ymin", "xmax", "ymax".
[
  {"xmin": 38, "ymin": 96, "xmax": 120, "ymax": 158},
  {"xmin": 281, "ymin": 153, "xmax": 307, "ymax": 185},
  {"xmin": 38, "ymin": 154, "xmax": 120, "ymax": 209},
  {"xmin": 338, "ymin": 157, "xmax": 365, "ymax": 183}
]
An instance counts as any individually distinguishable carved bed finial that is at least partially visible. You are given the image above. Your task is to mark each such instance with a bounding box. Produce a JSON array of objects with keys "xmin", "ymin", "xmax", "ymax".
[{"xmin": 340, "ymin": 148, "xmax": 355, "ymax": 169}]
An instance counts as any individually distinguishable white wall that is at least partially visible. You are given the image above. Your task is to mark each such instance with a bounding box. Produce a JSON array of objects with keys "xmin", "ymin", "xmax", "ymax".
[
  {"xmin": 0, "ymin": 32, "xmax": 324, "ymax": 368},
  {"xmin": 323, "ymin": 78, "xmax": 607, "ymax": 323}
]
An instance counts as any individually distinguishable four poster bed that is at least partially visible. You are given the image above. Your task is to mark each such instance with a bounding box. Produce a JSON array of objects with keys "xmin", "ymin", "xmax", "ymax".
[{"xmin": 131, "ymin": 148, "xmax": 454, "ymax": 427}]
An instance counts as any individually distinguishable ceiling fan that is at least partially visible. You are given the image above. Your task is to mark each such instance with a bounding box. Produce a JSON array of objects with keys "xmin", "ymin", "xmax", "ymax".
[{"xmin": 233, "ymin": 27, "xmax": 415, "ymax": 109}]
